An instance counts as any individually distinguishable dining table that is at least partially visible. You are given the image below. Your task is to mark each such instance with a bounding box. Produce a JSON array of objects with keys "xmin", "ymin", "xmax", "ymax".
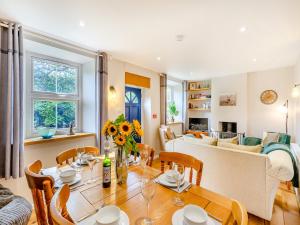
[{"xmin": 44, "ymin": 155, "xmax": 235, "ymax": 225}]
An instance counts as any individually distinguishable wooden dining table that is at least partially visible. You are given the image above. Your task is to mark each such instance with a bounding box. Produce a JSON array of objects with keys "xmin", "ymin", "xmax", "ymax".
[{"xmin": 46, "ymin": 156, "xmax": 234, "ymax": 225}]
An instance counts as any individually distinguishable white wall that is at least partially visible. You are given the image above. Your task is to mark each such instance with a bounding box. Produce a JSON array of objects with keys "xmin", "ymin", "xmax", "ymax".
[
  {"xmin": 211, "ymin": 74, "xmax": 248, "ymax": 133},
  {"xmin": 247, "ymin": 67, "xmax": 294, "ymax": 138},
  {"xmin": 108, "ymin": 59, "xmax": 161, "ymax": 153},
  {"xmin": 294, "ymin": 58, "xmax": 300, "ymax": 143}
]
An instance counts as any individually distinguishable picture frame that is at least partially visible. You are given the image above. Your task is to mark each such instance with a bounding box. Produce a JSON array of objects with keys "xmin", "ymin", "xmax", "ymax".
[
  {"xmin": 189, "ymin": 82, "xmax": 197, "ymax": 90},
  {"xmin": 219, "ymin": 93, "xmax": 237, "ymax": 106}
]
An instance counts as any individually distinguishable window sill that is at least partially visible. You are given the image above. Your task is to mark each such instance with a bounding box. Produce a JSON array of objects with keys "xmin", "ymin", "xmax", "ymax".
[{"xmin": 24, "ymin": 133, "xmax": 96, "ymax": 146}]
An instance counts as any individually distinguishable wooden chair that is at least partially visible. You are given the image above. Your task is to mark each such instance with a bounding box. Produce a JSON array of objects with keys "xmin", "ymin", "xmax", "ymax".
[
  {"xmin": 50, "ymin": 184, "xmax": 74, "ymax": 225},
  {"xmin": 25, "ymin": 160, "xmax": 55, "ymax": 225},
  {"xmin": 232, "ymin": 199, "xmax": 248, "ymax": 225},
  {"xmin": 83, "ymin": 146, "xmax": 100, "ymax": 156},
  {"xmin": 137, "ymin": 143, "xmax": 155, "ymax": 167},
  {"xmin": 56, "ymin": 148, "xmax": 77, "ymax": 165},
  {"xmin": 159, "ymin": 152, "xmax": 203, "ymax": 186}
]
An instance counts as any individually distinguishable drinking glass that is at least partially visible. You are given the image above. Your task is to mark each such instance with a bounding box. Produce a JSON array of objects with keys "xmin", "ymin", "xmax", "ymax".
[
  {"xmin": 172, "ymin": 163, "xmax": 185, "ymax": 206},
  {"xmin": 135, "ymin": 175, "xmax": 157, "ymax": 225},
  {"xmin": 86, "ymin": 155, "xmax": 96, "ymax": 184}
]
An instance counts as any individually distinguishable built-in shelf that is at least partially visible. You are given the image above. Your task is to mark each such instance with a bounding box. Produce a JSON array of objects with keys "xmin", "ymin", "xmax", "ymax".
[
  {"xmin": 188, "ymin": 108, "xmax": 211, "ymax": 112},
  {"xmin": 187, "ymin": 88, "xmax": 210, "ymax": 92},
  {"xmin": 188, "ymin": 98, "xmax": 211, "ymax": 101}
]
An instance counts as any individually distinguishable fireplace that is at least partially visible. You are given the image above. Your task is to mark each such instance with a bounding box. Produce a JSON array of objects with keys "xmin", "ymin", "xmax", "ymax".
[
  {"xmin": 189, "ymin": 118, "xmax": 208, "ymax": 131},
  {"xmin": 219, "ymin": 121, "xmax": 237, "ymax": 133}
]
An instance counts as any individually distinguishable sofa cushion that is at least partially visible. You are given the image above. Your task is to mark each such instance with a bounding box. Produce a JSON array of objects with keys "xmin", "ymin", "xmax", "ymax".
[
  {"xmin": 242, "ymin": 137, "xmax": 262, "ymax": 146},
  {"xmin": 218, "ymin": 141, "xmax": 262, "ymax": 153},
  {"xmin": 278, "ymin": 133, "xmax": 291, "ymax": 145},
  {"xmin": 218, "ymin": 136, "xmax": 238, "ymax": 144},
  {"xmin": 262, "ymin": 132, "xmax": 279, "ymax": 146},
  {"xmin": 200, "ymin": 135, "xmax": 218, "ymax": 146}
]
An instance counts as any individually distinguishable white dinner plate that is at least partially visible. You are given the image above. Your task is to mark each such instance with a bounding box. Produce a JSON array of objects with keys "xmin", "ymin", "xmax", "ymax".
[
  {"xmin": 157, "ymin": 173, "xmax": 185, "ymax": 188},
  {"xmin": 55, "ymin": 174, "xmax": 81, "ymax": 187},
  {"xmin": 77, "ymin": 210, "xmax": 129, "ymax": 225},
  {"xmin": 172, "ymin": 208, "xmax": 218, "ymax": 225}
]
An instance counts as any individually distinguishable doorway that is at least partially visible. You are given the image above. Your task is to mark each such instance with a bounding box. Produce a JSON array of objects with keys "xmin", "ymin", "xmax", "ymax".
[{"xmin": 125, "ymin": 86, "xmax": 142, "ymax": 142}]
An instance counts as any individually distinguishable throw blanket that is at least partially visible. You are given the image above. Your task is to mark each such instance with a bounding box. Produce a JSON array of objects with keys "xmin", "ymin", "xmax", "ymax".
[
  {"xmin": 262, "ymin": 143, "xmax": 299, "ymax": 188},
  {"xmin": 0, "ymin": 184, "xmax": 14, "ymax": 209}
]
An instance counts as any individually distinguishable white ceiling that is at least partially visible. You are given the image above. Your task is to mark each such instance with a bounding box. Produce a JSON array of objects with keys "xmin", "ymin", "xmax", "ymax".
[{"xmin": 1, "ymin": 0, "xmax": 300, "ymax": 80}]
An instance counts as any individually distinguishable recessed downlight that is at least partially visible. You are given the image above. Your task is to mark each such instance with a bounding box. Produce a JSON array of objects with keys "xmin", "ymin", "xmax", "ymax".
[
  {"xmin": 79, "ymin": 21, "xmax": 85, "ymax": 27},
  {"xmin": 240, "ymin": 26, "xmax": 246, "ymax": 33},
  {"xmin": 176, "ymin": 34, "xmax": 185, "ymax": 42},
  {"xmin": 252, "ymin": 58, "xmax": 257, "ymax": 62},
  {"xmin": 156, "ymin": 57, "xmax": 161, "ymax": 61}
]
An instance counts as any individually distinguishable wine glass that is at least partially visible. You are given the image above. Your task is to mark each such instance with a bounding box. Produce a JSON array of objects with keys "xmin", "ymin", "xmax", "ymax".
[
  {"xmin": 139, "ymin": 148, "xmax": 149, "ymax": 169},
  {"xmin": 86, "ymin": 155, "xmax": 96, "ymax": 184},
  {"xmin": 135, "ymin": 175, "xmax": 157, "ymax": 225},
  {"xmin": 172, "ymin": 163, "xmax": 185, "ymax": 206}
]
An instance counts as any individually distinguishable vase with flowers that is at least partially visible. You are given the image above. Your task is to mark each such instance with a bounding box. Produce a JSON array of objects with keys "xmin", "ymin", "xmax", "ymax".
[{"xmin": 102, "ymin": 114, "xmax": 144, "ymax": 184}]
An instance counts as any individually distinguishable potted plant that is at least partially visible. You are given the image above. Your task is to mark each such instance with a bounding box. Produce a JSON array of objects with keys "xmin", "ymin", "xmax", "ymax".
[
  {"xmin": 102, "ymin": 114, "xmax": 143, "ymax": 184},
  {"xmin": 168, "ymin": 102, "xmax": 179, "ymax": 123}
]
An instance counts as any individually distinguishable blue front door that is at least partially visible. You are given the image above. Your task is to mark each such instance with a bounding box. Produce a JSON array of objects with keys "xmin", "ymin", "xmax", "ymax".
[{"xmin": 125, "ymin": 86, "xmax": 141, "ymax": 143}]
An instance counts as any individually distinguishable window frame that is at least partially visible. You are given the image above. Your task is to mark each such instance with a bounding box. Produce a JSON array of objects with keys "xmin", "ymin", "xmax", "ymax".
[{"xmin": 26, "ymin": 52, "xmax": 82, "ymax": 137}]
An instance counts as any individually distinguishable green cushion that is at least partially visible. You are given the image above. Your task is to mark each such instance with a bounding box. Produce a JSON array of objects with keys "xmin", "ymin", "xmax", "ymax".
[
  {"xmin": 242, "ymin": 137, "xmax": 262, "ymax": 146},
  {"xmin": 278, "ymin": 133, "xmax": 291, "ymax": 145}
]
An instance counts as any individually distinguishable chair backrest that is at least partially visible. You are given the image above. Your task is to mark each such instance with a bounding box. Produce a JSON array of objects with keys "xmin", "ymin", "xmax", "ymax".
[
  {"xmin": 25, "ymin": 160, "xmax": 55, "ymax": 225},
  {"xmin": 56, "ymin": 148, "xmax": 77, "ymax": 165},
  {"xmin": 50, "ymin": 184, "xmax": 74, "ymax": 225},
  {"xmin": 159, "ymin": 152, "xmax": 203, "ymax": 186},
  {"xmin": 83, "ymin": 146, "xmax": 100, "ymax": 156},
  {"xmin": 232, "ymin": 200, "xmax": 248, "ymax": 225},
  {"xmin": 137, "ymin": 143, "xmax": 155, "ymax": 167}
]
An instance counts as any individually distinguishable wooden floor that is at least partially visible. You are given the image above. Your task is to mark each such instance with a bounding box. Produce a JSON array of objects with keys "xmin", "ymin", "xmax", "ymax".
[{"xmin": 29, "ymin": 158, "xmax": 300, "ymax": 225}]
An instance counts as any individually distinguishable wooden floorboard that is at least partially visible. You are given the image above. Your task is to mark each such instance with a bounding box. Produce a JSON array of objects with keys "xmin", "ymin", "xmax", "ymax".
[{"xmin": 28, "ymin": 158, "xmax": 300, "ymax": 225}]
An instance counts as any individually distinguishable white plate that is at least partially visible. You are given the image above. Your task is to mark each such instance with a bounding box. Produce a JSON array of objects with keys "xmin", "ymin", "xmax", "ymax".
[
  {"xmin": 172, "ymin": 208, "xmax": 217, "ymax": 225},
  {"xmin": 55, "ymin": 174, "xmax": 81, "ymax": 187},
  {"xmin": 78, "ymin": 210, "xmax": 129, "ymax": 225},
  {"xmin": 157, "ymin": 173, "xmax": 185, "ymax": 188}
]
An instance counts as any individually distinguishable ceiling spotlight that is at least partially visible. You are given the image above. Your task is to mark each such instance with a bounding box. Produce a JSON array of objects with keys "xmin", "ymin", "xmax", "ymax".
[
  {"xmin": 176, "ymin": 34, "xmax": 185, "ymax": 42},
  {"xmin": 240, "ymin": 26, "xmax": 246, "ymax": 33},
  {"xmin": 252, "ymin": 58, "xmax": 257, "ymax": 62},
  {"xmin": 79, "ymin": 21, "xmax": 85, "ymax": 27},
  {"xmin": 156, "ymin": 57, "xmax": 161, "ymax": 61}
]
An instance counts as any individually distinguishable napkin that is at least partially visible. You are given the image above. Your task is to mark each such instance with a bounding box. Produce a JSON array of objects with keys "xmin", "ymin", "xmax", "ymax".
[{"xmin": 155, "ymin": 178, "xmax": 192, "ymax": 193}]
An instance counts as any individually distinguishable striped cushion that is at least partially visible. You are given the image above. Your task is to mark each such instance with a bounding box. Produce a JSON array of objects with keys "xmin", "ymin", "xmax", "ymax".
[{"xmin": 0, "ymin": 196, "xmax": 32, "ymax": 225}]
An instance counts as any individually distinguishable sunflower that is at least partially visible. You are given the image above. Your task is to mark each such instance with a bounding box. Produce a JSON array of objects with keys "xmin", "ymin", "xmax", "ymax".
[
  {"xmin": 119, "ymin": 121, "xmax": 132, "ymax": 136},
  {"xmin": 114, "ymin": 134, "xmax": 126, "ymax": 146},
  {"xmin": 135, "ymin": 127, "xmax": 144, "ymax": 137},
  {"xmin": 102, "ymin": 120, "xmax": 112, "ymax": 135},
  {"xmin": 133, "ymin": 120, "xmax": 141, "ymax": 130},
  {"xmin": 108, "ymin": 124, "xmax": 118, "ymax": 136}
]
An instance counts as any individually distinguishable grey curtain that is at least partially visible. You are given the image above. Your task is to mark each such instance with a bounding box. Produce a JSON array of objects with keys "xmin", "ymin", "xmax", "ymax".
[
  {"xmin": 160, "ymin": 74, "xmax": 167, "ymax": 125},
  {"xmin": 95, "ymin": 52, "xmax": 108, "ymax": 153},
  {"xmin": 0, "ymin": 23, "xmax": 24, "ymax": 179}
]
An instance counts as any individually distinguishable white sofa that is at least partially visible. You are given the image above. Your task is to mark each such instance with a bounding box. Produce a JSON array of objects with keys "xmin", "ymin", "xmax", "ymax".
[{"xmin": 165, "ymin": 136, "xmax": 294, "ymax": 220}]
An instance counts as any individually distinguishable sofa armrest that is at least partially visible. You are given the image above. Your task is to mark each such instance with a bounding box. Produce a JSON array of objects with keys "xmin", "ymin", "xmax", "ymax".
[{"xmin": 267, "ymin": 150, "xmax": 294, "ymax": 181}]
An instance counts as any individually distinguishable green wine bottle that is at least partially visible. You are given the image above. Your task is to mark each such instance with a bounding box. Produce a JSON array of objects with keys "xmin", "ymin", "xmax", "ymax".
[{"xmin": 102, "ymin": 148, "xmax": 111, "ymax": 188}]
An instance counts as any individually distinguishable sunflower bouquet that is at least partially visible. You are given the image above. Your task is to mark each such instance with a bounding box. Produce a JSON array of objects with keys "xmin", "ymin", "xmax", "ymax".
[{"xmin": 102, "ymin": 114, "xmax": 143, "ymax": 154}]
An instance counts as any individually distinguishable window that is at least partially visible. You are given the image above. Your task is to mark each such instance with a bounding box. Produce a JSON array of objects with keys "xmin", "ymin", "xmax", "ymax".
[
  {"xmin": 27, "ymin": 53, "xmax": 81, "ymax": 136},
  {"xmin": 167, "ymin": 80, "xmax": 183, "ymax": 122}
]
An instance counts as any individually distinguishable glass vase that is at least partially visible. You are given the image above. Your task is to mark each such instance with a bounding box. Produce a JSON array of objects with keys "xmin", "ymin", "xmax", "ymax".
[{"xmin": 116, "ymin": 147, "xmax": 128, "ymax": 184}]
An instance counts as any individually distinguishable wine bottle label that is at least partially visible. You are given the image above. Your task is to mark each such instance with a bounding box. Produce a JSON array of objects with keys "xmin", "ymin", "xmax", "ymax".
[{"xmin": 103, "ymin": 166, "xmax": 111, "ymax": 183}]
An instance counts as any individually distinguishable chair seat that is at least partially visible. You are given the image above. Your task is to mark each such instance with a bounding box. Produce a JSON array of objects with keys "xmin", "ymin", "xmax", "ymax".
[{"xmin": 0, "ymin": 196, "xmax": 32, "ymax": 225}]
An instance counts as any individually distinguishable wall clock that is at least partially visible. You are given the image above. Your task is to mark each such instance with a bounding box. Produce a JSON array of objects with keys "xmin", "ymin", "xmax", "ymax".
[{"xmin": 260, "ymin": 90, "xmax": 278, "ymax": 105}]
